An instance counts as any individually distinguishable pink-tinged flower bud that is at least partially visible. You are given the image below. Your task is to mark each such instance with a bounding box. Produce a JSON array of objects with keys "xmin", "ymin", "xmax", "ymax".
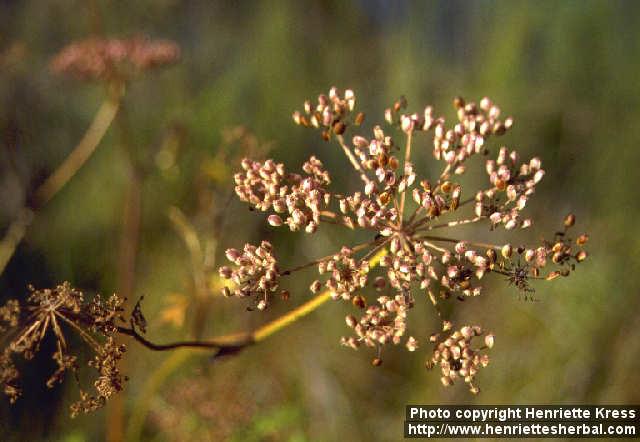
[
  {"xmin": 345, "ymin": 315, "xmax": 357, "ymax": 328},
  {"xmin": 524, "ymin": 249, "xmax": 535, "ymax": 262},
  {"xmin": 576, "ymin": 234, "xmax": 589, "ymax": 245},
  {"xmin": 305, "ymin": 221, "xmax": 318, "ymax": 233},
  {"xmin": 480, "ymin": 97, "xmax": 492, "ymax": 111},
  {"xmin": 564, "ymin": 213, "xmax": 576, "ymax": 227},
  {"xmin": 267, "ymin": 214, "xmax": 283, "ymax": 227},
  {"xmin": 218, "ymin": 266, "xmax": 232, "ymax": 279},
  {"xmin": 364, "ymin": 180, "xmax": 376, "ymax": 195},
  {"xmin": 400, "ymin": 115, "xmax": 413, "ymax": 132},
  {"xmin": 406, "ymin": 336, "xmax": 418, "ymax": 352},
  {"xmin": 497, "ymin": 147, "xmax": 507, "ymax": 165},
  {"xmin": 461, "ymin": 251, "xmax": 475, "ymax": 263},
  {"xmin": 310, "ymin": 280, "xmax": 322, "ymax": 293},
  {"xmin": 291, "ymin": 209, "xmax": 307, "ymax": 225},
  {"xmin": 384, "ymin": 108, "xmax": 393, "ymax": 124},
  {"xmin": 225, "ymin": 248, "xmax": 240, "ymax": 262},
  {"xmin": 529, "ymin": 157, "xmax": 542, "ymax": 171},
  {"xmin": 484, "ymin": 333, "xmax": 494, "ymax": 349},
  {"xmin": 533, "ymin": 169, "xmax": 545, "ymax": 184},
  {"xmin": 460, "ymin": 326, "xmax": 474, "ymax": 339},
  {"xmin": 446, "ymin": 266, "xmax": 459, "ymax": 279},
  {"xmin": 352, "ymin": 135, "xmax": 368, "ymax": 148},
  {"xmin": 504, "ymin": 117, "xmax": 514, "ymax": 129},
  {"xmin": 517, "ymin": 195, "xmax": 527, "ymax": 210},
  {"xmin": 454, "ymin": 241, "xmax": 467, "ymax": 255},
  {"xmin": 443, "ymin": 150, "xmax": 456, "ymax": 163}
]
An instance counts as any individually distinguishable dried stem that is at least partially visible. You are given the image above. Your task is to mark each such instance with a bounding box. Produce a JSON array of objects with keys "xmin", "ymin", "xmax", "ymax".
[
  {"xmin": 0, "ymin": 208, "xmax": 33, "ymax": 276},
  {"xmin": 416, "ymin": 235, "xmax": 501, "ymax": 250},
  {"xmin": 34, "ymin": 95, "xmax": 121, "ymax": 206},
  {"xmin": 280, "ymin": 239, "xmax": 377, "ymax": 275},
  {"xmin": 0, "ymin": 94, "xmax": 121, "ymax": 276},
  {"xmin": 336, "ymin": 134, "xmax": 371, "ymax": 184}
]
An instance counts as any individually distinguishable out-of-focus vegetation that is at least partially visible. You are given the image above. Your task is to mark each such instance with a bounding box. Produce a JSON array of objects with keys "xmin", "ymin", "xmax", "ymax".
[{"xmin": 1, "ymin": 1, "xmax": 639, "ymax": 440}]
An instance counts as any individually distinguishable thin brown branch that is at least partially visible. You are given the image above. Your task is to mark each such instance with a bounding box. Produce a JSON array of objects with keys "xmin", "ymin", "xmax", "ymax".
[
  {"xmin": 116, "ymin": 324, "xmax": 253, "ymax": 355},
  {"xmin": 336, "ymin": 134, "xmax": 371, "ymax": 184}
]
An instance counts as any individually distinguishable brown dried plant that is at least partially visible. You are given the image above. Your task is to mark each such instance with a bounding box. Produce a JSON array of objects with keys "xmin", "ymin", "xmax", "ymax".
[
  {"xmin": 0, "ymin": 283, "xmax": 136, "ymax": 416},
  {"xmin": 0, "ymin": 87, "xmax": 589, "ymax": 416},
  {"xmin": 222, "ymin": 87, "xmax": 589, "ymax": 393}
]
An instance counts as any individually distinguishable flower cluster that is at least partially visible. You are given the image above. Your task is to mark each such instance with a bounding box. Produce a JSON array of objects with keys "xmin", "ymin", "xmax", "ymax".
[
  {"xmin": 0, "ymin": 282, "xmax": 140, "ymax": 416},
  {"xmin": 317, "ymin": 246, "xmax": 369, "ymax": 300},
  {"xmin": 340, "ymin": 293, "xmax": 415, "ymax": 357},
  {"xmin": 222, "ymin": 87, "xmax": 589, "ymax": 394},
  {"xmin": 219, "ymin": 241, "xmax": 281, "ymax": 310},
  {"xmin": 291, "ymin": 86, "xmax": 364, "ymax": 141},
  {"xmin": 234, "ymin": 157, "xmax": 331, "ymax": 233},
  {"xmin": 50, "ymin": 36, "xmax": 180, "ymax": 81},
  {"xmin": 428, "ymin": 324, "xmax": 494, "ymax": 394}
]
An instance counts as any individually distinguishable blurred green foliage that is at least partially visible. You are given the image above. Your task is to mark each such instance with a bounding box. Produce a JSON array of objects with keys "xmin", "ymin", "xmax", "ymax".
[{"xmin": 1, "ymin": 0, "xmax": 639, "ymax": 440}]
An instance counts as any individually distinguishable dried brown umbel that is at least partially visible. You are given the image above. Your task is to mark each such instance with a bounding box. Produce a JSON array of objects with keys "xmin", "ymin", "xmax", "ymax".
[
  {"xmin": 50, "ymin": 36, "xmax": 180, "ymax": 81},
  {"xmin": 221, "ymin": 87, "xmax": 590, "ymax": 393},
  {"xmin": 0, "ymin": 282, "xmax": 142, "ymax": 416}
]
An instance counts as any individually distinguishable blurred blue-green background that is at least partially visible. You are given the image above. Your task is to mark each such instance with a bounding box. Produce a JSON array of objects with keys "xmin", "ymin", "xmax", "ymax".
[{"xmin": 1, "ymin": 1, "xmax": 639, "ymax": 440}]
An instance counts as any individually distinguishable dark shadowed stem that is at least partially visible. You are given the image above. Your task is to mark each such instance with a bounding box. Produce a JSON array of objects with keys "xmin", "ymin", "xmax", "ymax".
[
  {"xmin": 116, "ymin": 324, "xmax": 252, "ymax": 353},
  {"xmin": 0, "ymin": 208, "xmax": 33, "ymax": 276}
]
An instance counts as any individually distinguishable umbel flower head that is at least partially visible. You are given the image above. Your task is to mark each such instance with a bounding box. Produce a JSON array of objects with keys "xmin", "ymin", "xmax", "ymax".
[
  {"xmin": 0, "ymin": 282, "xmax": 146, "ymax": 416},
  {"xmin": 221, "ymin": 87, "xmax": 589, "ymax": 393},
  {"xmin": 50, "ymin": 36, "xmax": 180, "ymax": 81}
]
